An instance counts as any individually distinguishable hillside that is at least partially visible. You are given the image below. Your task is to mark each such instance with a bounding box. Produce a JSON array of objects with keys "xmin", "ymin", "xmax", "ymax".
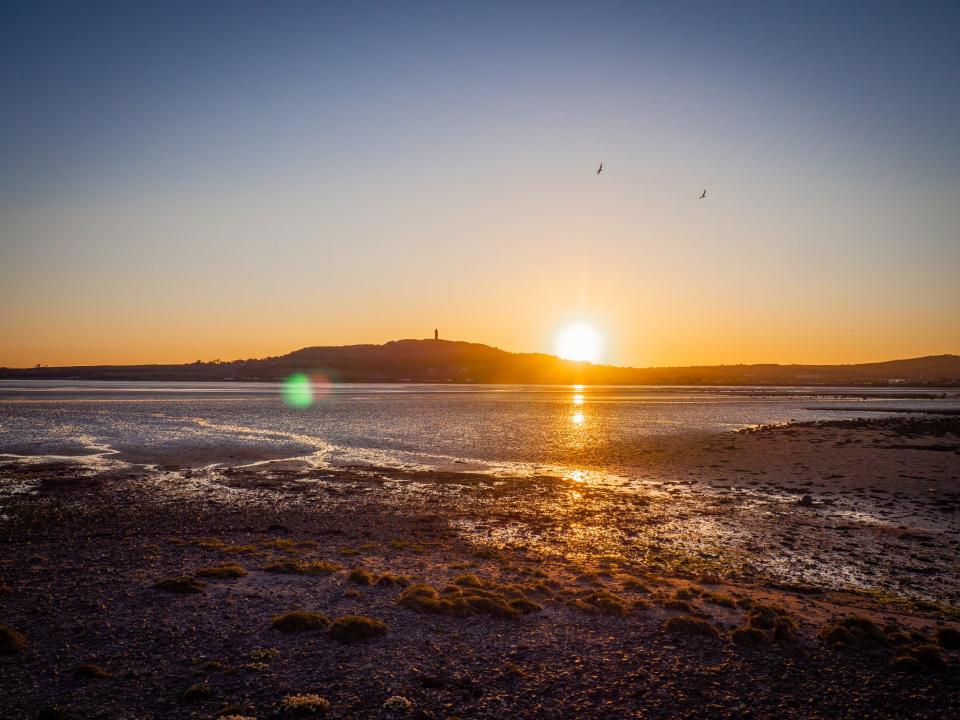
[{"xmin": 2, "ymin": 340, "xmax": 958, "ymax": 385}]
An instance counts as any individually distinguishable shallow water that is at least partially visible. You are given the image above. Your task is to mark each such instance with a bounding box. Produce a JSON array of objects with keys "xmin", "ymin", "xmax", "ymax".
[{"xmin": 1, "ymin": 381, "xmax": 958, "ymax": 479}]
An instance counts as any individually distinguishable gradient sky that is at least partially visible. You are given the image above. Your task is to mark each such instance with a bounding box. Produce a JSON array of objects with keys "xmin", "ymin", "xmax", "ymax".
[{"xmin": 2, "ymin": 1, "xmax": 958, "ymax": 368}]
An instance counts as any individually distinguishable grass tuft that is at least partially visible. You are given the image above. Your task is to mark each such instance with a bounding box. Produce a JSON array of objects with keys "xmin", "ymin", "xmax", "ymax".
[
  {"xmin": 662, "ymin": 615, "xmax": 719, "ymax": 638},
  {"xmin": 74, "ymin": 664, "xmax": 112, "ymax": 679},
  {"xmin": 271, "ymin": 610, "xmax": 331, "ymax": 633},
  {"xmin": 892, "ymin": 643, "xmax": 947, "ymax": 672},
  {"xmin": 328, "ymin": 614, "xmax": 388, "ymax": 642},
  {"xmin": 197, "ymin": 563, "xmax": 247, "ymax": 579},
  {"xmin": 569, "ymin": 589, "xmax": 628, "ymax": 616},
  {"xmin": 375, "ymin": 572, "xmax": 410, "ymax": 588},
  {"xmin": 280, "ymin": 693, "xmax": 330, "ymax": 715},
  {"xmin": 397, "ymin": 582, "xmax": 537, "ymax": 620},
  {"xmin": 0, "ymin": 624, "xmax": 27, "ymax": 655},
  {"xmin": 936, "ymin": 626, "xmax": 960, "ymax": 650},
  {"xmin": 182, "ymin": 682, "xmax": 212, "ymax": 701},
  {"xmin": 155, "ymin": 576, "xmax": 206, "ymax": 594},
  {"xmin": 348, "ymin": 568, "xmax": 375, "ymax": 585},
  {"xmin": 821, "ymin": 615, "xmax": 887, "ymax": 649}
]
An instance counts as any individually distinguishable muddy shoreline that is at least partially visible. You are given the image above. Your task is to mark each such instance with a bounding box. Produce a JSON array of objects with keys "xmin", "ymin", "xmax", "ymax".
[{"xmin": 1, "ymin": 416, "xmax": 959, "ymax": 719}]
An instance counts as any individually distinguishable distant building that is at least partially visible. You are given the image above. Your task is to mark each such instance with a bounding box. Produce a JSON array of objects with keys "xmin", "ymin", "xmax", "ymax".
[{"xmin": 434, "ymin": 328, "xmax": 439, "ymax": 340}]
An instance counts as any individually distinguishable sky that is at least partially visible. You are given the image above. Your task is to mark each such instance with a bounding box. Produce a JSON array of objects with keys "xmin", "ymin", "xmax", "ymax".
[{"xmin": 1, "ymin": 0, "xmax": 959, "ymax": 368}]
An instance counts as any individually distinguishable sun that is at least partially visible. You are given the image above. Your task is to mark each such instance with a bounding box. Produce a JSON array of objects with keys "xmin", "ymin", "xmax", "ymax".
[{"xmin": 555, "ymin": 323, "xmax": 603, "ymax": 363}]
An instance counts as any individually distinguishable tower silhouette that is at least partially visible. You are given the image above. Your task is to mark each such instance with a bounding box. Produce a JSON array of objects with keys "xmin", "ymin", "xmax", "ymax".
[{"xmin": 434, "ymin": 328, "xmax": 439, "ymax": 340}]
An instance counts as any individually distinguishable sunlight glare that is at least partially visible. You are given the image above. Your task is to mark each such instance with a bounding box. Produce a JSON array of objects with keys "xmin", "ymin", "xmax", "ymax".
[{"xmin": 555, "ymin": 323, "xmax": 603, "ymax": 363}]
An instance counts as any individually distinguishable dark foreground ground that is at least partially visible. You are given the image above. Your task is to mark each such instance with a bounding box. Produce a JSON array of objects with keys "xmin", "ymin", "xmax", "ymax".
[{"xmin": 1, "ymin": 416, "xmax": 959, "ymax": 719}]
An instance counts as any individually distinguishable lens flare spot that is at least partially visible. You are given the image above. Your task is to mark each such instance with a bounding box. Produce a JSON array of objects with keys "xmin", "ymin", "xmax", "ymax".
[{"xmin": 283, "ymin": 372, "xmax": 314, "ymax": 408}]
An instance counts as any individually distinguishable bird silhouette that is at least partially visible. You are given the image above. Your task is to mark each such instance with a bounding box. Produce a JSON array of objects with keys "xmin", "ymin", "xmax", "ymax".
[
  {"xmin": 699, "ymin": 189, "xmax": 707, "ymax": 199},
  {"xmin": 596, "ymin": 163, "xmax": 603, "ymax": 175}
]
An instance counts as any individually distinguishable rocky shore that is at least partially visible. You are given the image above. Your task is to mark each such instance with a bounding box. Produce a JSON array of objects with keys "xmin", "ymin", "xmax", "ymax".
[{"xmin": 1, "ymin": 416, "xmax": 958, "ymax": 719}]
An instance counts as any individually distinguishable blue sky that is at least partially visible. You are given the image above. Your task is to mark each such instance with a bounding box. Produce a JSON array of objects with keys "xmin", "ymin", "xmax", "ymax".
[{"xmin": 2, "ymin": 1, "xmax": 958, "ymax": 366}]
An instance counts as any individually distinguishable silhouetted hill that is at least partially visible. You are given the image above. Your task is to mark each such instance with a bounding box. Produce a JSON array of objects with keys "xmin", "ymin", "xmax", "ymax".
[{"xmin": 2, "ymin": 340, "xmax": 959, "ymax": 385}]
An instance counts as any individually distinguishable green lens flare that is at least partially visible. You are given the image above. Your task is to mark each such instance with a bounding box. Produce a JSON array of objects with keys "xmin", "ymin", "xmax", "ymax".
[{"xmin": 283, "ymin": 372, "xmax": 313, "ymax": 408}]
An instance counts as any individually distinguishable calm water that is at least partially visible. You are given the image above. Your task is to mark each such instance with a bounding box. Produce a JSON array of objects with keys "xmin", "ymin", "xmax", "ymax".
[{"xmin": 1, "ymin": 381, "xmax": 957, "ymax": 481}]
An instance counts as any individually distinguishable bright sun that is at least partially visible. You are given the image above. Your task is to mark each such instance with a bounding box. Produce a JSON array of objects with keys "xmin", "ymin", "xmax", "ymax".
[{"xmin": 555, "ymin": 323, "xmax": 603, "ymax": 363}]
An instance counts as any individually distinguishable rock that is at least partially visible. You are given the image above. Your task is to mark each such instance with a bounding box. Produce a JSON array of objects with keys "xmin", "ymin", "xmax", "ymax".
[{"xmin": 798, "ymin": 495, "xmax": 814, "ymax": 507}]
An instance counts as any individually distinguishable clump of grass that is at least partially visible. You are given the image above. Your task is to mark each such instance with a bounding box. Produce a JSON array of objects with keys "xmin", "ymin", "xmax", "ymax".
[
  {"xmin": 731, "ymin": 627, "xmax": 768, "ymax": 646},
  {"xmin": 569, "ymin": 589, "xmax": 628, "ymax": 617},
  {"xmin": 375, "ymin": 572, "xmax": 410, "ymax": 588},
  {"xmin": 280, "ymin": 693, "xmax": 330, "ymax": 715},
  {"xmin": 574, "ymin": 572, "xmax": 606, "ymax": 586},
  {"xmin": 338, "ymin": 546, "xmax": 360, "ymax": 557},
  {"xmin": 348, "ymin": 568, "xmax": 375, "ymax": 585},
  {"xmin": 219, "ymin": 715, "xmax": 257, "ymax": 720},
  {"xmin": 673, "ymin": 586, "xmax": 701, "ymax": 601},
  {"xmin": 397, "ymin": 582, "xmax": 538, "ymax": 620},
  {"xmin": 745, "ymin": 604, "xmax": 787, "ymax": 630},
  {"xmin": 328, "ymin": 614, "xmax": 388, "ymax": 642},
  {"xmin": 510, "ymin": 597, "xmax": 543, "ymax": 614},
  {"xmin": 381, "ymin": 695, "xmax": 413, "ymax": 716},
  {"xmin": 821, "ymin": 615, "xmax": 888, "ymax": 649},
  {"xmin": 731, "ymin": 603, "xmax": 796, "ymax": 646},
  {"xmin": 0, "ymin": 624, "xmax": 27, "ymax": 655},
  {"xmin": 155, "ymin": 576, "xmax": 206, "ymax": 594},
  {"xmin": 182, "ymin": 682, "xmax": 212, "ymax": 701},
  {"xmin": 892, "ymin": 643, "xmax": 947, "ymax": 672},
  {"xmin": 390, "ymin": 539, "xmax": 427, "ymax": 554},
  {"xmin": 305, "ymin": 560, "xmax": 341, "ymax": 574},
  {"xmin": 662, "ymin": 615, "xmax": 719, "ymax": 638},
  {"xmin": 702, "ymin": 591, "xmax": 737, "ymax": 608},
  {"xmin": 464, "ymin": 595, "xmax": 523, "ymax": 619},
  {"xmin": 193, "ymin": 537, "xmax": 229, "ymax": 550},
  {"xmin": 271, "ymin": 610, "xmax": 331, "ymax": 633},
  {"xmin": 453, "ymin": 573, "xmax": 487, "ymax": 588},
  {"xmin": 247, "ymin": 647, "xmax": 280, "ymax": 661},
  {"xmin": 662, "ymin": 599, "xmax": 697, "ymax": 614},
  {"xmin": 621, "ymin": 575, "xmax": 649, "ymax": 593},
  {"xmin": 936, "ymin": 626, "xmax": 960, "ymax": 650},
  {"xmin": 502, "ymin": 660, "xmax": 527, "ymax": 678},
  {"xmin": 472, "ymin": 547, "xmax": 501, "ymax": 560},
  {"xmin": 264, "ymin": 559, "xmax": 305, "ymax": 574},
  {"xmin": 74, "ymin": 664, "xmax": 112, "ymax": 679},
  {"xmin": 398, "ymin": 584, "xmax": 451, "ymax": 614},
  {"xmin": 264, "ymin": 538, "xmax": 298, "ymax": 549},
  {"xmin": 197, "ymin": 563, "xmax": 247, "ymax": 579}
]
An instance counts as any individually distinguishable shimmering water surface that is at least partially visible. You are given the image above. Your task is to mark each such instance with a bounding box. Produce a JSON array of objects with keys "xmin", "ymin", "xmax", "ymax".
[{"xmin": 1, "ymin": 381, "xmax": 957, "ymax": 480}]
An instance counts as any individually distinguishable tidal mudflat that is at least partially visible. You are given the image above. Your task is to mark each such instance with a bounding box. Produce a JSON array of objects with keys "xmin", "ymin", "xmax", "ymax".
[{"xmin": 1, "ymin": 405, "xmax": 958, "ymax": 719}]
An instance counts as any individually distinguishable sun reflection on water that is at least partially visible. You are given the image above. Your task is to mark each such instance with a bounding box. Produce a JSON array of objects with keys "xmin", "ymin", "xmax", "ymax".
[{"xmin": 571, "ymin": 412, "xmax": 585, "ymax": 425}]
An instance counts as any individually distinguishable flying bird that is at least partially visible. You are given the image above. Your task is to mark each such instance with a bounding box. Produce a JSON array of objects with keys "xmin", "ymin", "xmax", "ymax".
[
  {"xmin": 699, "ymin": 189, "xmax": 707, "ymax": 199},
  {"xmin": 596, "ymin": 163, "xmax": 603, "ymax": 175}
]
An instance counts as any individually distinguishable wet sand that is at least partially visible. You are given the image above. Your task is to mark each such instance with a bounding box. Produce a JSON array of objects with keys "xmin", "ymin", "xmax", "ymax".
[{"xmin": 1, "ymin": 415, "xmax": 958, "ymax": 719}]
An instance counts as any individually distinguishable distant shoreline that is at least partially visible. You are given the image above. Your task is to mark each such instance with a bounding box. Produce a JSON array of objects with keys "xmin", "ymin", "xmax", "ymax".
[{"xmin": 3, "ymin": 339, "xmax": 959, "ymax": 386}]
